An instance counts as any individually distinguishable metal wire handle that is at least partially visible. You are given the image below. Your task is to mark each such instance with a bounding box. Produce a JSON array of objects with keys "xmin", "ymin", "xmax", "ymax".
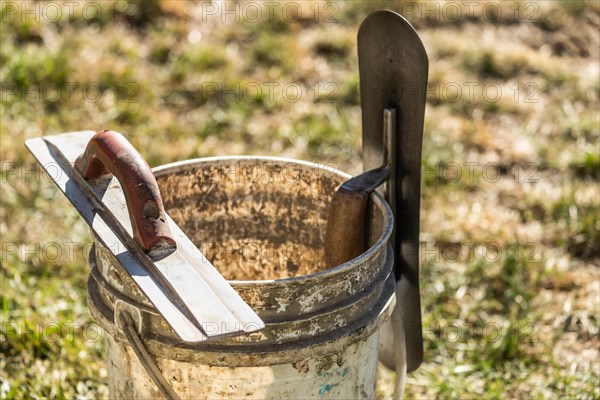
[{"xmin": 118, "ymin": 310, "xmax": 180, "ymax": 400}]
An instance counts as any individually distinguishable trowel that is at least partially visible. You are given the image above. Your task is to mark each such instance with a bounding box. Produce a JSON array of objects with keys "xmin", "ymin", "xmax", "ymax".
[
  {"xmin": 26, "ymin": 130, "xmax": 265, "ymax": 343},
  {"xmin": 325, "ymin": 9, "xmax": 428, "ymax": 398}
]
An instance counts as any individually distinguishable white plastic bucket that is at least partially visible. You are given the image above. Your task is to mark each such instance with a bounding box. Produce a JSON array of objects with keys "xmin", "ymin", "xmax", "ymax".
[{"xmin": 87, "ymin": 157, "xmax": 396, "ymax": 399}]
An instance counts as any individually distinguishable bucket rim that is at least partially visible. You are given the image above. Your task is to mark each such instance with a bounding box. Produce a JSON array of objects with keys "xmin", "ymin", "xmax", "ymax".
[{"xmin": 153, "ymin": 155, "xmax": 394, "ymax": 287}]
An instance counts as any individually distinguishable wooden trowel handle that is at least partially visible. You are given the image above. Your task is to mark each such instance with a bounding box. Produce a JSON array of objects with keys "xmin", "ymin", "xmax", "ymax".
[
  {"xmin": 324, "ymin": 188, "xmax": 368, "ymax": 268},
  {"xmin": 324, "ymin": 166, "xmax": 390, "ymax": 268},
  {"xmin": 75, "ymin": 129, "xmax": 176, "ymax": 255}
]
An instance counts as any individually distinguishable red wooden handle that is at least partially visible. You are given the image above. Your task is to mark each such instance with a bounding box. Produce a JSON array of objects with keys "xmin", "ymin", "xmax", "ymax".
[{"xmin": 75, "ymin": 130, "xmax": 176, "ymax": 255}]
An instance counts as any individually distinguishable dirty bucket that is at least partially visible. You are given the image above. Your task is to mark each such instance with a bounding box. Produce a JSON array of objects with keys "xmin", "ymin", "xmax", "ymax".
[{"xmin": 87, "ymin": 156, "xmax": 395, "ymax": 399}]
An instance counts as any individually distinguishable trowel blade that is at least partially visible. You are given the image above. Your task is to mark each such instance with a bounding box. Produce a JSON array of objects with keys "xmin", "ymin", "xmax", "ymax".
[
  {"xmin": 26, "ymin": 131, "xmax": 265, "ymax": 342},
  {"xmin": 358, "ymin": 10, "xmax": 428, "ymax": 373}
]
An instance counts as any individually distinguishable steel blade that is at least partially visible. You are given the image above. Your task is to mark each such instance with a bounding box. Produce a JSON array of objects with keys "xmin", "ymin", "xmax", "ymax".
[{"xmin": 358, "ymin": 9, "xmax": 428, "ymax": 372}]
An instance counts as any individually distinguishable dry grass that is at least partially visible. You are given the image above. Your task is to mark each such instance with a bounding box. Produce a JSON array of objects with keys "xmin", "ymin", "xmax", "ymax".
[{"xmin": 1, "ymin": 1, "xmax": 598, "ymax": 399}]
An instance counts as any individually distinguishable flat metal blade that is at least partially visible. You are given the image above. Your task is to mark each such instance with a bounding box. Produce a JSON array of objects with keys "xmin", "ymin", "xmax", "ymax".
[
  {"xmin": 26, "ymin": 131, "xmax": 264, "ymax": 341},
  {"xmin": 358, "ymin": 10, "xmax": 428, "ymax": 372}
]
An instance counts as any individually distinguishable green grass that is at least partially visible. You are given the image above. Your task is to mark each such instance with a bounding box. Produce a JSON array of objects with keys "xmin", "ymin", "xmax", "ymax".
[{"xmin": 2, "ymin": 1, "xmax": 599, "ymax": 398}]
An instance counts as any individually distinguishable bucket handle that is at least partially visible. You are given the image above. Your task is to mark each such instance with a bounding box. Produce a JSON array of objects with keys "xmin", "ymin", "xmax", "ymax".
[
  {"xmin": 75, "ymin": 130, "xmax": 176, "ymax": 256},
  {"xmin": 118, "ymin": 309, "xmax": 180, "ymax": 400}
]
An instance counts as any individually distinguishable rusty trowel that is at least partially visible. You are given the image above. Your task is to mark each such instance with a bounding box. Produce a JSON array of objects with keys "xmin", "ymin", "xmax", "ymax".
[
  {"xmin": 325, "ymin": 9, "xmax": 428, "ymax": 395},
  {"xmin": 26, "ymin": 130, "xmax": 265, "ymax": 342}
]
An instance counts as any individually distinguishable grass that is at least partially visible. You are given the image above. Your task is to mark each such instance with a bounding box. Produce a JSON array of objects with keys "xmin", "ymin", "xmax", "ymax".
[{"xmin": 1, "ymin": 0, "xmax": 599, "ymax": 398}]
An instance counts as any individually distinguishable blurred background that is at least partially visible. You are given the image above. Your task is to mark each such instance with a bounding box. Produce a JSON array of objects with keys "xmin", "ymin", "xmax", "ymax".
[{"xmin": 1, "ymin": 0, "xmax": 598, "ymax": 398}]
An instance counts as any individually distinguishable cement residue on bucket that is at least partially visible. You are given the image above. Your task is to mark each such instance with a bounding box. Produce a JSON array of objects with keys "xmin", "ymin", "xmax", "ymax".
[
  {"xmin": 87, "ymin": 156, "xmax": 396, "ymax": 399},
  {"xmin": 199, "ymin": 238, "xmax": 325, "ymax": 280},
  {"xmin": 156, "ymin": 157, "xmax": 340, "ymax": 281}
]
